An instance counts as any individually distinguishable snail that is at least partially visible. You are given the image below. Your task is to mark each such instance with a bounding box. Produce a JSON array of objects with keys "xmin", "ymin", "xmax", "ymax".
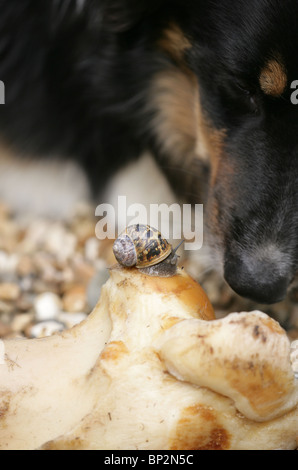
[{"xmin": 113, "ymin": 224, "xmax": 183, "ymax": 277}]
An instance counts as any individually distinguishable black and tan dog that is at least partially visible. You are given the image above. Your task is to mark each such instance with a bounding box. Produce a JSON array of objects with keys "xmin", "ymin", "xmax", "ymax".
[{"xmin": 0, "ymin": 0, "xmax": 297, "ymax": 304}]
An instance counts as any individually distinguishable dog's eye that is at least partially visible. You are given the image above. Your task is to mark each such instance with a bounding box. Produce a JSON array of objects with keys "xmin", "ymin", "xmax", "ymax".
[
  {"xmin": 236, "ymin": 82, "xmax": 250, "ymax": 95},
  {"xmin": 248, "ymin": 94, "xmax": 259, "ymax": 113},
  {"xmin": 235, "ymin": 82, "xmax": 259, "ymax": 113}
]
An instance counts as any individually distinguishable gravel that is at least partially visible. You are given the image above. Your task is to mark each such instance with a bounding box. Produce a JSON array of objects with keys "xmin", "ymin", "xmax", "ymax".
[{"xmin": 0, "ymin": 200, "xmax": 297, "ymax": 340}]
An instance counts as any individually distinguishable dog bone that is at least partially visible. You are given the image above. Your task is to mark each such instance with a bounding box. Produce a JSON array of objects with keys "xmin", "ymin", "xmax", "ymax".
[{"xmin": 0, "ymin": 266, "xmax": 297, "ymax": 450}]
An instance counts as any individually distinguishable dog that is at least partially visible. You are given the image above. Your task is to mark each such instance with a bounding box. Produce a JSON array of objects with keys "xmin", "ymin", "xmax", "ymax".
[{"xmin": 0, "ymin": 0, "xmax": 298, "ymax": 304}]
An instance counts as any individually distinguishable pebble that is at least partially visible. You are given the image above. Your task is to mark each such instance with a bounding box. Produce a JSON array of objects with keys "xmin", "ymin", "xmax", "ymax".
[
  {"xmin": 32, "ymin": 279, "xmax": 59, "ymax": 295},
  {"xmin": 26, "ymin": 320, "xmax": 66, "ymax": 338},
  {"xmin": 45, "ymin": 225, "xmax": 77, "ymax": 261},
  {"xmin": 33, "ymin": 292, "xmax": 62, "ymax": 321},
  {"xmin": 19, "ymin": 276, "xmax": 34, "ymax": 292},
  {"xmin": 11, "ymin": 313, "xmax": 34, "ymax": 333},
  {"xmin": 0, "ymin": 320, "xmax": 12, "ymax": 337},
  {"xmin": 0, "ymin": 282, "xmax": 20, "ymax": 301},
  {"xmin": 56, "ymin": 266, "xmax": 74, "ymax": 284},
  {"xmin": 16, "ymin": 255, "xmax": 36, "ymax": 277},
  {"xmin": 0, "ymin": 300, "xmax": 14, "ymax": 314},
  {"xmin": 15, "ymin": 294, "xmax": 33, "ymax": 312},
  {"xmin": 19, "ymin": 220, "xmax": 49, "ymax": 253},
  {"xmin": 0, "ymin": 311, "xmax": 14, "ymax": 326},
  {"xmin": 85, "ymin": 237, "xmax": 100, "ymax": 261},
  {"xmin": 0, "ymin": 251, "xmax": 19, "ymax": 275},
  {"xmin": 58, "ymin": 312, "xmax": 87, "ymax": 328},
  {"xmin": 71, "ymin": 254, "xmax": 95, "ymax": 283},
  {"xmin": 62, "ymin": 285, "xmax": 87, "ymax": 313},
  {"xmin": 71, "ymin": 218, "xmax": 96, "ymax": 245},
  {"xmin": 33, "ymin": 252, "xmax": 58, "ymax": 282},
  {"xmin": 0, "ymin": 220, "xmax": 19, "ymax": 252}
]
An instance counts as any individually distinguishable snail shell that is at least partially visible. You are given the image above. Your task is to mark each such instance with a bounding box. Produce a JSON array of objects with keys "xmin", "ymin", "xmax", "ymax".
[{"xmin": 113, "ymin": 224, "xmax": 172, "ymax": 268}]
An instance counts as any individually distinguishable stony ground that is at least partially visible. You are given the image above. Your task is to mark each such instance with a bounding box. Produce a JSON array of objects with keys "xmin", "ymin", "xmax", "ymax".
[{"xmin": 0, "ymin": 200, "xmax": 297, "ymax": 341}]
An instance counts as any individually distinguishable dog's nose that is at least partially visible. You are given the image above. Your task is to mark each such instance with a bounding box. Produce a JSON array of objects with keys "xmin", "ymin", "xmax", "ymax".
[{"xmin": 224, "ymin": 250, "xmax": 292, "ymax": 304}]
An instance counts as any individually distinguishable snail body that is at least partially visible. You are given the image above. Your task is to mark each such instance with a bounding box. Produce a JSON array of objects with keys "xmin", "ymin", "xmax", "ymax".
[{"xmin": 113, "ymin": 224, "xmax": 181, "ymax": 277}]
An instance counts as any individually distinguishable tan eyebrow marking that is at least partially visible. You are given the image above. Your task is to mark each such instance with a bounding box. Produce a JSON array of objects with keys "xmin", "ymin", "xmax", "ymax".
[
  {"xmin": 259, "ymin": 57, "xmax": 287, "ymax": 97},
  {"xmin": 158, "ymin": 23, "xmax": 191, "ymax": 65}
]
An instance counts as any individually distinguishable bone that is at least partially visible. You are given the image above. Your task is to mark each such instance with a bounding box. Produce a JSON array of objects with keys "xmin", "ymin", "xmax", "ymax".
[{"xmin": 0, "ymin": 266, "xmax": 297, "ymax": 450}]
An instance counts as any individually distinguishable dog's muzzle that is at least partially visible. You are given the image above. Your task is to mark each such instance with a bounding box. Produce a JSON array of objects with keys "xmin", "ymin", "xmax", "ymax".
[{"xmin": 223, "ymin": 244, "xmax": 293, "ymax": 304}]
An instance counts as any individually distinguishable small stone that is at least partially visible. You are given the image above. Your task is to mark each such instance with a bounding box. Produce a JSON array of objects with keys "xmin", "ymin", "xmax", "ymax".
[
  {"xmin": 20, "ymin": 220, "xmax": 49, "ymax": 252},
  {"xmin": 0, "ymin": 220, "xmax": 19, "ymax": 252},
  {"xmin": 15, "ymin": 294, "xmax": 33, "ymax": 312},
  {"xmin": 0, "ymin": 300, "xmax": 14, "ymax": 314},
  {"xmin": 32, "ymin": 279, "xmax": 59, "ymax": 295},
  {"xmin": 72, "ymin": 220, "xmax": 95, "ymax": 245},
  {"xmin": 62, "ymin": 285, "xmax": 87, "ymax": 313},
  {"xmin": 16, "ymin": 255, "xmax": 35, "ymax": 277},
  {"xmin": 11, "ymin": 312, "xmax": 34, "ymax": 333},
  {"xmin": 19, "ymin": 275, "xmax": 34, "ymax": 292},
  {"xmin": 4, "ymin": 332, "xmax": 25, "ymax": 339},
  {"xmin": 33, "ymin": 252, "xmax": 58, "ymax": 282},
  {"xmin": 44, "ymin": 225, "xmax": 77, "ymax": 261},
  {"xmin": 0, "ymin": 251, "xmax": 19, "ymax": 275},
  {"xmin": 58, "ymin": 312, "xmax": 87, "ymax": 328},
  {"xmin": 85, "ymin": 237, "xmax": 100, "ymax": 261},
  {"xmin": 25, "ymin": 320, "xmax": 66, "ymax": 338},
  {"xmin": 0, "ymin": 320, "xmax": 12, "ymax": 338},
  {"xmin": 0, "ymin": 282, "xmax": 20, "ymax": 301},
  {"xmin": 56, "ymin": 266, "xmax": 74, "ymax": 284},
  {"xmin": 71, "ymin": 254, "xmax": 95, "ymax": 283},
  {"xmin": 34, "ymin": 292, "xmax": 62, "ymax": 321}
]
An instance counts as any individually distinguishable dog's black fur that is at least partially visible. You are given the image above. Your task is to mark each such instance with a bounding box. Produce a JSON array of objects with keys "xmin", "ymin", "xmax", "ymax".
[{"xmin": 1, "ymin": 0, "xmax": 298, "ymax": 304}]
